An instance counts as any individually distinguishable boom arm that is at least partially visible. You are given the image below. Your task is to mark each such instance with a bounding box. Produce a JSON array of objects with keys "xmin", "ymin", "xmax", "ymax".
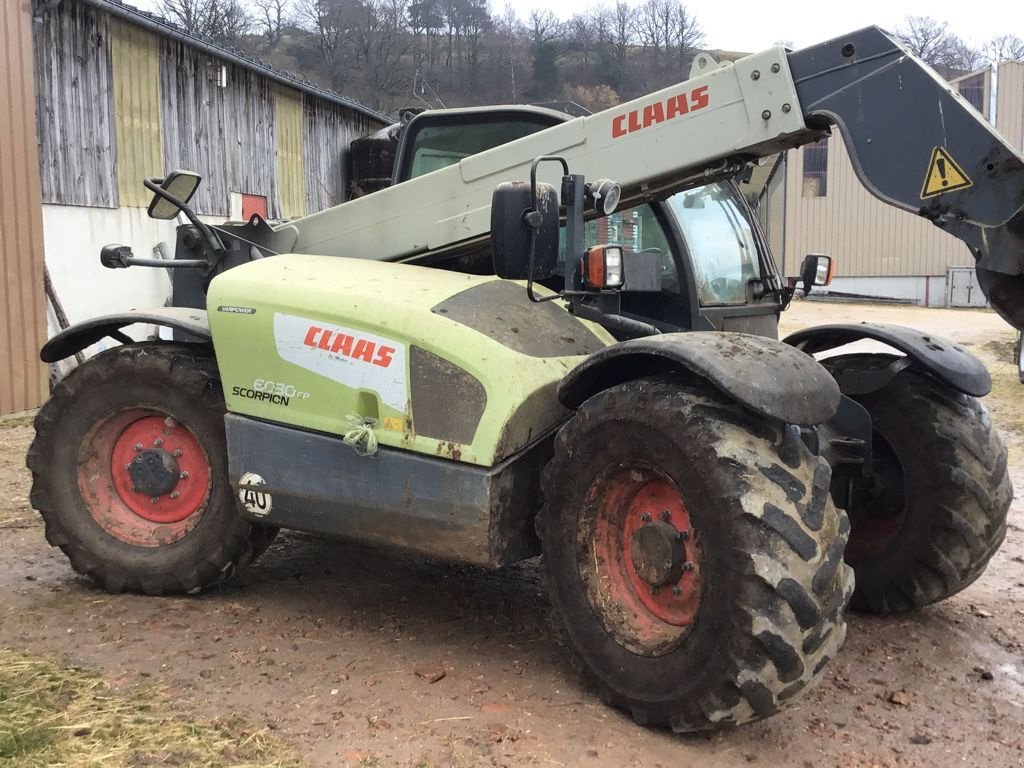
[{"xmin": 276, "ymin": 26, "xmax": 1024, "ymax": 327}]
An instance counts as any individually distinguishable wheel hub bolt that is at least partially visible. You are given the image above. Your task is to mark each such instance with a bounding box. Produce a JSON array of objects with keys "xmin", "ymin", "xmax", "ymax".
[
  {"xmin": 640, "ymin": 512, "xmax": 652, "ymax": 522},
  {"xmin": 134, "ymin": 443, "xmax": 143, "ymax": 452},
  {"xmin": 169, "ymin": 491, "xmax": 180, "ymax": 500},
  {"xmin": 180, "ymin": 471, "xmax": 189, "ymax": 479},
  {"xmin": 660, "ymin": 509, "xmax": 671, "ymax": 521},
  {"xmin": 125, "ymin": 463, "xmax": 132, "ymax": 471},
  {"xmin": 150, "ymin": 497, "xmax": 159, "ymax": 504},
  {"xmin": 682, "ymin": 562, "xmax": 695, "ymax": 572},
  {"xmin": 672, "ymin": 585, "xmax": 682, "ymax": 595},
  {"xmin": 678, "ymin": 530, "xmax": 690, "ymax": 541},
  {"xmin": 173, "ymin": 449, "xmax": 183, "ymax": 457},
  {"xmin": 164, "ymin": 417, "xmax": 178, "ymax": 429},
  {"xmin": 154, "ymin": 437, "xmax": 163, "ymax": 446}
]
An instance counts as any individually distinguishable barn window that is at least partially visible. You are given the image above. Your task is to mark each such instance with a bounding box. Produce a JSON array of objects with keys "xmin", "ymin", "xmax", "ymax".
[
  {"xmin": 802, "ymin": 139, "xmax": 828, "ymax": 197},
  {"xmin": 957, "ymin": 72, "xmax": 987, "ymax": 115}
]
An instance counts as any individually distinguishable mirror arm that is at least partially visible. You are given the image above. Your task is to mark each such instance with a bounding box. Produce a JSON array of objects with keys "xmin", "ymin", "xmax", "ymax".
[
  {"xmin": 143, "ymin": 177, "xmax": 224, "ymax": 258},
  {"xmin": 524, "ymin": 156, "xmax": 571, "ymax": 304}
]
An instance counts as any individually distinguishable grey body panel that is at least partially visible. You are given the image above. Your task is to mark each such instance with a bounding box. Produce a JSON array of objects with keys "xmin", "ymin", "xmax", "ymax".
[
  {"xmin": 40, "ymin": 308, "xmax": 210, "ymax": 363},
  {"xmin": 558, "ymin": 332, "xmax": 841, "ymax": 426},
  {"xmin": 783, "ymin": 323, "xmax": 991, "ymax": 397},
  {"xmin": 226, "ymin": 414, "xmax": 546, "ymax": 567}
]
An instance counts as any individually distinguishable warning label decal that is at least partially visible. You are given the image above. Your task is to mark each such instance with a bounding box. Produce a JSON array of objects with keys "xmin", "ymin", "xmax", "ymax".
[{"xmin": 921, "ymin": 147, "xmax": 973, "ymax": 199}]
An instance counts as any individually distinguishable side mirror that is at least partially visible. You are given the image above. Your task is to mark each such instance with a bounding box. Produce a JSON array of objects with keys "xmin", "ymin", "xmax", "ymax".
[
  {"xmin": 490, "ymin": 181, "xmax": 559, "ymax": 280},
  {"xmin": 148, "ymin": 170, "xmax": 202, "ymax": 220},
  {"xmin": 800, "ymin": 253, "xmax": 834, "ymax": 294}
]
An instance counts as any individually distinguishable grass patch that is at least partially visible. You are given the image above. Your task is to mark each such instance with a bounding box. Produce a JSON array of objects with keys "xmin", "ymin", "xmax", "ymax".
[
  {"xmin": 0, "ymin": 648, "xmax": 299, "ymax": 767},
  {"xmin": 0, "ymin": 413, "xmax": 35, "ymax": 430}
]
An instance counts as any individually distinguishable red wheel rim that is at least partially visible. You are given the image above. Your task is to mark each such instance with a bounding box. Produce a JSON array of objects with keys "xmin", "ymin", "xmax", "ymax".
[
  {"xmin": 77, "ymin": 409, "xmax": 212, "ymax": 547},
  {"xmin": 583, "ymin": 464, "xmax": 702, "ymax": 656}
]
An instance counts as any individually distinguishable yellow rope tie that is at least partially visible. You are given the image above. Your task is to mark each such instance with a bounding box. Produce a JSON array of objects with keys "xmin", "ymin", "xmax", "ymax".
[{"xmin": 343, "ymin": 413, "xmax": 379, "ymax": 457}]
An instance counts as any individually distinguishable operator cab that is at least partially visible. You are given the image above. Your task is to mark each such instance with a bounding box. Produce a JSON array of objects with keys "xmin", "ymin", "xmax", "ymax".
[{"xmin": 395, "ymin": 106, "xmax": 830, "ymax": 338}]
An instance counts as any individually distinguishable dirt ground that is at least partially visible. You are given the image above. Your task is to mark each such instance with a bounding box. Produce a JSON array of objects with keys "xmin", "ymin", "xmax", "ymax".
[{"xmin": 2, "ymin": 300, "xmax": 1023, "ymax": 768}]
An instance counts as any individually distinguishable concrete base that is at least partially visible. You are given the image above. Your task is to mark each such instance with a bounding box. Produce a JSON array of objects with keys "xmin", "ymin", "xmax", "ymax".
[{"xmin": 815, "ymin": 275, "xmax": 949, "ymax": 307}]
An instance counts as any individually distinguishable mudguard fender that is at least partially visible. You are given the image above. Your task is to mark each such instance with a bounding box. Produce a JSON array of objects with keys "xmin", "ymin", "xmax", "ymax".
[
  {"xmin": 559, "ymin": 332, "xmax": 841, "ymax": 426},
  {"xmin": 783, "ymin": 323, "xmax": 991, "ymax": 397},
  {"xmin": 40, "ymin": 308, "xmax": 210, "ymax": 363}
]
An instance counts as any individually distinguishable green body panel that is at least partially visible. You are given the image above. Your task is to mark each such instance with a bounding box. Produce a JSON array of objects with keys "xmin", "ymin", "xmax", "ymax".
[{"xmin": 206, "ymin": 254, "xmax": 615, "ymax": 467}]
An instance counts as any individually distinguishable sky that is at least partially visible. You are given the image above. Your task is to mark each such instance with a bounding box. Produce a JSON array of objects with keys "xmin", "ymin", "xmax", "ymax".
[
  {"xmin": 514, "ymin": 0, "xmax": 1020, "ymax": 55},
  {"xmin": 133, "ymin": 0, "xmax": 1021, "ymax": 57}
]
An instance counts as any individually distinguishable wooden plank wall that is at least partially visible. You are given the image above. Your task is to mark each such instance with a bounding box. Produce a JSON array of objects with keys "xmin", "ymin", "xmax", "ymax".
[
  {"xmin": 1, "ymin": 0, "xmax": 47, "ymax": 414},
  {"xmin": 110, "ymin": 20, "xmax": 163, "ymax": 207},
  {"xmin": 304, "ymin": 96, "xmax": 379, "ymax": 213},
  {"xmin": 33, "ymin": 0, "xmax": 117, "ymax": 208},
  {"xmin": 160, "ymin": 40, "xmax": 279, "ymax": 218}
]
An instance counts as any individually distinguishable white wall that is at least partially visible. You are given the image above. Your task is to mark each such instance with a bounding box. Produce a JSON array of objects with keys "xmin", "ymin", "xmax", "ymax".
[
  {"xmin": 42, "ymin": 204, "xmax": 179, "ymax": 337},
  {"xmin": 818, "ymin": 275, "xmax": 949, "ymax": 307}
]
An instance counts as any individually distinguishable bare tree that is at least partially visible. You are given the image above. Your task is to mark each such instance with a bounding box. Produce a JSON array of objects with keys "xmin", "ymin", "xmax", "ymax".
[
  {"xmin": 294, "ymin": 0, "xmax": 356, "ymax": 88},
  {"xmin": 894, "ymin": 15, "xmax": 980, "ymax": 73},
  {"xmin": 984, "ymin": 34, "xmax": 1024, "ymax": 63},
  {"xmin": 567, "ymin": 12, "xmax": 598, "ymax": 65},
  {"xmin": 252, "ymin": 0, "xmax": 294, "ymax": 51},
  {"xmin": 526, "ymin": 9, "xmax": 563, "ymax": 98},
  {"xmin": 156, "ymin": 0, "xmax": 251, "ymax": 42},
  {"xmin": 894, "ymin": 16, "xmax": 951, "ymax": 65}
]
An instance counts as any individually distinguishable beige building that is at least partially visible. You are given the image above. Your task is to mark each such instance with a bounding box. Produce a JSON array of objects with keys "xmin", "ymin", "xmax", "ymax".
[{"xmin": 758, "ymin": 61, "xmax": 1024, "ymax": 307}]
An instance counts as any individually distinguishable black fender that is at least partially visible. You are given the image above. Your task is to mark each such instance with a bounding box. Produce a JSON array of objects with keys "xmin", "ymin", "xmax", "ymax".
[
  {"xmin": 41, "ymin": 308, "xmax": 210, "ymax": 363},
  {"xmin": 783, "ymin": 323, "xmax": 991, "ymax": 397},
  {"xmin": 559, "ymin": 332, "xmax": 841, "ymax": 426}
]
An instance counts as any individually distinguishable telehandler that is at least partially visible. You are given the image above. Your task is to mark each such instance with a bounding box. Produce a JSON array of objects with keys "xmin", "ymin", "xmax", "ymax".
[{"xmin": 30, "ymin": 27, "xmax": 1020, "ymax": 731}]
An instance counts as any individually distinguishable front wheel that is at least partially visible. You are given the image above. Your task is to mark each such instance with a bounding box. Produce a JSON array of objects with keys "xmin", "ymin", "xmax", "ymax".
[
  {"xmin": 28, "ymin": 343, "xmax": 277, "ymax": 595},
  {"xmin": 823, "ymin": 355, "xmax": 1011, "ymax": 613},
  {"xmin": 540, "ymin": 377, "xmax": 854, "ymax": 732}
]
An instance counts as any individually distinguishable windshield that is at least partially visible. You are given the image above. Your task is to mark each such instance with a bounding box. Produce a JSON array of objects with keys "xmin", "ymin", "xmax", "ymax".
[{"xmin": 667, "ymin": 183, "xmax": 761, "ymax": 305}]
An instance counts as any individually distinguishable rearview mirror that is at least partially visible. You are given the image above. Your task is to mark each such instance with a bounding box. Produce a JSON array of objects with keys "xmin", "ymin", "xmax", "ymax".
[
  {"xmin": 490, "ymin": 181, "xmax": 559, "ymax": 280},
  {"xmin": 800, "ymin": 253, "xmax": 834, "ymax": 295},
  {"xmin": 148, "ymin": 170, "xmax": 202, "ymax": 220}
]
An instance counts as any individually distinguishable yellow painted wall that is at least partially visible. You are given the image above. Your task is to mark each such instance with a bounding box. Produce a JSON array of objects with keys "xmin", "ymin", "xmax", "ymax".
[
  {"xmin": 275, "ymin": 87, "xmax": 305, "ymax": 218},
  {"xmin": 110, "ymin": 19, "xmax": 163, "ymax": 207}
]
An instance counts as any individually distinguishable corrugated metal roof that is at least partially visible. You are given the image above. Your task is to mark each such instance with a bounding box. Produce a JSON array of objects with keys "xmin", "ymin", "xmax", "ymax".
[{"xmin": 75, "ymin": 0, "xmax": 390, "ymax": 124}]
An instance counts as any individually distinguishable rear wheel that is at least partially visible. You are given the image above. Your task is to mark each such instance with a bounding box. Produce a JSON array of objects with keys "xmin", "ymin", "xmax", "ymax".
[
  {"xmin": 823, "ymin": 355, "xmax": 1011, "ymax": 612},
  {"xmin": 28, "ymin": 343, "xmax": 277, "ymax": 595},
  {"xmin": 540, "ymin": 377, "xmax": 854, "ymax": 732}
]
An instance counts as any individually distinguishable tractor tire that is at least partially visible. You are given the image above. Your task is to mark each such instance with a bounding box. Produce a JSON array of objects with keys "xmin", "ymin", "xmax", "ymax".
[
  {"xmin": 27, "ymin": 343, "xmax": 278, "ymax": 595},
  {"xmin": 822, "ymin": 354, "xmax": 1011, "ymax": 613},
  {"xmin": 539, "ymin": 376, "xmax": 854, "ymax": 732}
]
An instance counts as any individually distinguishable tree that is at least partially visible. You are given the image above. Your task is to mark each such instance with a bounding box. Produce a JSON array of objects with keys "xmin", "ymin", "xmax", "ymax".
[
  {"xmin": 984, "ymin": 34, "xmax": 1024, "ymax": 64},
  {"xmin": 526, "ymin": 9, "xmax": 563, "ymax": 98},
  {"xmin": 252, "ymin": 0, "xmax": 294, "ymax": 51},
  {"xmin": 565, "ymin": 83, "xmax": 619, "ymax": 111},
  {"xmin": 156, "ymin": 0, "xmax": 251, "ymax": 42},
  {"xmin": 894, "ymin": 15, "xmax": 981, "ymax": 74}
]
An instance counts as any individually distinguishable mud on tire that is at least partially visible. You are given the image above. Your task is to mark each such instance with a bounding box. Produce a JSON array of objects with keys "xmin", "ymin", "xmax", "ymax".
[
  {"xmin": 539, "ymin": 376, "xmax": 854, "ymax": 732},
  {"xmin": 27, "ymin": 343, "xmax": 277, "ymax": 595},
  {"xmin": 823, "ymin": 355, "xmax": 1011, "ymax": 613}
]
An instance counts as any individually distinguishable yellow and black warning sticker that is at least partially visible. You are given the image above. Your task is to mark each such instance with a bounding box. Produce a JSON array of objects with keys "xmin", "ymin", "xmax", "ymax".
[{"xmin": 921, "ymin": 146, "xmax": 973, "ymax": 199}]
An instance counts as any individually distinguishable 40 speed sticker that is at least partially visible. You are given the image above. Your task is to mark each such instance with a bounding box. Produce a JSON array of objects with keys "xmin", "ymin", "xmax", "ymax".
[{"xmin": 238, "ymin": 472, "xmax": 272, "ymax": 518}]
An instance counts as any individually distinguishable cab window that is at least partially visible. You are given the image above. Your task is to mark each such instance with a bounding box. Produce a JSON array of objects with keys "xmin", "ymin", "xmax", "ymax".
[
  {"xmin": 570, "ymin": 204, "xmax": 679, "ymax": 293},
  {"xmin": 401, "ymin": 115, "xmax": 554, "ymax": 181},
  {"xmin": 667, "ymin": 184, "xmax": 760, "ymax": 305}
]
